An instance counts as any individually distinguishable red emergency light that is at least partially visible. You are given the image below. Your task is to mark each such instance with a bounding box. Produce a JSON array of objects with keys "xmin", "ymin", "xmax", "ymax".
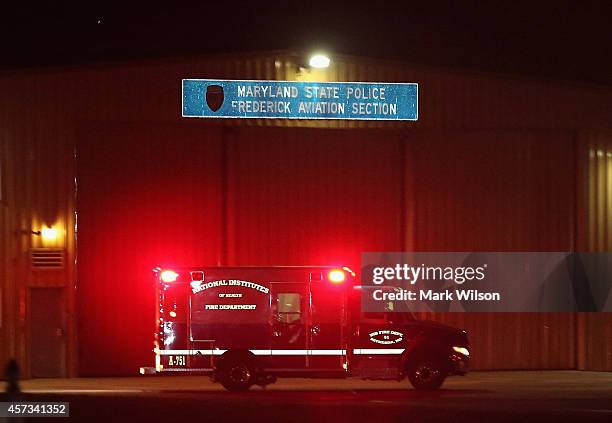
[
  {"xmin": 328, "ymin": 269, "xmax": 345, "ymax": 284},
  {"xmin": 160, "ymin": 270, "xmax": 179, "ymax": 283}
]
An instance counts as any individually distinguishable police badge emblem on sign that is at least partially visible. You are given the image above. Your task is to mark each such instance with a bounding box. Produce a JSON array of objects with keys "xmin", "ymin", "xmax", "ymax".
[{"xmin": 206, "ymin": 85, "xmax": 224, "ymax": 112}]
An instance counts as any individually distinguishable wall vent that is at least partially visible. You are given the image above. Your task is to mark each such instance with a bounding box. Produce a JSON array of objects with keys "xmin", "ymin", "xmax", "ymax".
[{"xmin": 30, "ymin": 248, "xmax": 65, "ymax": 270}]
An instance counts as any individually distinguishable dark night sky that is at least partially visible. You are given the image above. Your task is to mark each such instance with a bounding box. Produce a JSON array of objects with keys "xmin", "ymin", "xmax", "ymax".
[{"xmin": 1, "ymin": 1, "xmax": 612, "ymax": 85}]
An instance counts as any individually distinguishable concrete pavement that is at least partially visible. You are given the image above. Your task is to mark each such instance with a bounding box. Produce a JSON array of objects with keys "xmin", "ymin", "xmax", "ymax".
[
  {"xmin": 1, "ymin": 371, "xmax": 610, "ymax": 422},
  {"xmin": 5, "ymin": 370, "xmax": 611, "ymax": 398}
]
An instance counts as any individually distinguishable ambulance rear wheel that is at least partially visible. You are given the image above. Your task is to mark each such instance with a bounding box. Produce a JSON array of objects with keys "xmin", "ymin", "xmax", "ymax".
[
  {"xmin": 219, "ymin": 360, "xmax": 255, "ymax": 391},
  {"xmin": 407, "ymin": 359, "xmax": 446, "ymax": 390}
]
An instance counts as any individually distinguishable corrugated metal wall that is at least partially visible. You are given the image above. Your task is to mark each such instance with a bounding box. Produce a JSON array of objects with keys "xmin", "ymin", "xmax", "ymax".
[
  {"xmin": 9, "ymin": 51, "xmax": 610, "ymax": 130},
  {"xmin": 577, "ymin": 313, "xmax": 612, "ymax": 371},
  {"xmin": 1, "ymin": 51, "xmax": 611, "ymax": 376},
  {"xmin": 576, "ymin": 131, "xmax": 612, "ymax": 371},
  {"xmin": 405, "ymin": 130, "xmax": 575, "ymax": 252},
  {"xmin": 226, "ymin": 127, "xmax": 404, "ymax": 266},
  {"xmin": 583, "ymin": 131, "xmax": 612, "ymax": 252},
  {"xmin": 406, "ymin": 129, "xmax": 578, "ymax": 369},
  {"xmin": 0, "ymin": 72, "xmax": 78, "ymax": 376}
]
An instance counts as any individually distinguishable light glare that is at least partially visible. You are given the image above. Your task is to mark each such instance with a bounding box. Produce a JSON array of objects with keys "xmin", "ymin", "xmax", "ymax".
[
  {"xmin": 328, "ymin": 269, "xmax": 345, "ymax": 284},
  {"xmin": 41, "ymin": 227, "xmax": 59, "ymax": 241},
  {"xmin": 161, "ymin": 270, "xmax": 179, "ymax": 283},
  {"xmin": 453, "ymin": 346, "xmax": 470, "ymax": 356},
  {"xmin": 309, "ymin": 54, "xmax": 330, "ymax": 69}
]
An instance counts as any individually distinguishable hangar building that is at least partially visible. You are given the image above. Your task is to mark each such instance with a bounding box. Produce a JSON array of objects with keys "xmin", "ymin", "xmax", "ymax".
[{"xmin": 0, "ymin": 51, "xmax": 610, "ymax": 377}]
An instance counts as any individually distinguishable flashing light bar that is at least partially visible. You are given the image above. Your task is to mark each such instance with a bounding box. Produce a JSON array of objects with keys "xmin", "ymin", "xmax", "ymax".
[
  {"xmin": 328, "ymin": 269, "xmax": 346, "ymax": 284},
  {"xmin": 160, "ymin": 270, "xmax": 179, "ymax": 283}
]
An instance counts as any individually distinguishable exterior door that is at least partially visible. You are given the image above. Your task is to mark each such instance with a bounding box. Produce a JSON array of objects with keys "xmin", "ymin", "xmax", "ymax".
[
  {"xmin": 269, "ymin": 282, "xmax": 308, "ymax": 370},
  {"xmin": 308, "ymin": 283, "xmax": 347, "ymax": 370},
  {"xmin": 29, "ymin": 288, "xmax": 66, "ymax": 377}
]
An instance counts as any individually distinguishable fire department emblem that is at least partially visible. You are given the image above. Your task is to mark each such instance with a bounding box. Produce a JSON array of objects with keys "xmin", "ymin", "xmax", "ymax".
[
  {"xmin": 369, "ymin": 330, "xmax": 403, "ymax": 345},
  {"xmin": 206, "ymin": 84, "xmax": 224, "ymax": 112}
]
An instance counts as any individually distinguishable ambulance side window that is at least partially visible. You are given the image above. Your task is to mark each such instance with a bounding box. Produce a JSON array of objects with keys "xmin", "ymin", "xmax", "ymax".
[{"xmin": 276, "ymin": 293, "xmax": 302, "ymax": 324}]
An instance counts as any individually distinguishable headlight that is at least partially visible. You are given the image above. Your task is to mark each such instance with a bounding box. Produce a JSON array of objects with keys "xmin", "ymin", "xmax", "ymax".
[{"xmin": 453, "ymin": 346, "xmax": 470, "ymax": 356}]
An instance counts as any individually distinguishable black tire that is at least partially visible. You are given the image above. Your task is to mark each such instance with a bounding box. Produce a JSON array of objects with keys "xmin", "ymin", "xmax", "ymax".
[
  {"xmin": 218, "ymin": 358, "xmax": 255, "ymax": 391},
  {"xmin": 407, "ymin": 358, "xmax": 447, "ymax": 390}
]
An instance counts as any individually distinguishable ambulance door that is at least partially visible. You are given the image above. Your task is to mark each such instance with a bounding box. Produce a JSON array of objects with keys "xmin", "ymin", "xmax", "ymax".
[
  {"xmin": 269, "ymin": 282, "xmax": 308, "ymax": 370},
  {"xmin": 308, "ymin": 283, "xmax": 347, "ymax": 370}
]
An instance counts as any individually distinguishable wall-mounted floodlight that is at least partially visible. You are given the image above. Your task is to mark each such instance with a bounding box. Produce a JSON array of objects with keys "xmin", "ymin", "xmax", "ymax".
[
  {"xmin": 309, "ymin": 54, "xmax": 331, "ymax": 69},
  {"xmin": 41, "ymin": 227, "xmax": 59, "ymax": 242}
]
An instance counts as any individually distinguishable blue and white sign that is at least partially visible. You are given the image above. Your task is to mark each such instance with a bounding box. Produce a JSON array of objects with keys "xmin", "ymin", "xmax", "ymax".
[{"xmin": 182, "ymin": 79, "xmax": 418, "ymax": 121}]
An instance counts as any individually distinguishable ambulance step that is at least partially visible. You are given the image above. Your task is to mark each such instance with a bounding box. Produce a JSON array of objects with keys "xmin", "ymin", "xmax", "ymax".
[{"xmin": 139, "ymin": 367, "xmax": 156, "ymax": 375}]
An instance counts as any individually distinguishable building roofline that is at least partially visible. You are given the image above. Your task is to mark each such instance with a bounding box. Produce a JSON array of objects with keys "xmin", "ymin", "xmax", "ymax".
[{"xmin": 0, "ymin": 48, "xmax": 611, "ymax": 92}]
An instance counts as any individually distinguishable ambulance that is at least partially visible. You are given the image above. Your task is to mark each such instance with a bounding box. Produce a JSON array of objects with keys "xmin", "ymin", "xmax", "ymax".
[{"xmin": 140, "ymin": 266, "xmax": 470, "ymax": 390}]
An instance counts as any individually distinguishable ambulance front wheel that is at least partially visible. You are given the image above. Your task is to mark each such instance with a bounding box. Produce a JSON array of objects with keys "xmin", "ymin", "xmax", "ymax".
[
  {"xmin": 218, "ymin": 359, "xmax": 255, "ymax": 391},
  {"xmin": 407, "ymin": 359, "xmax": 446, "ymax": 390}
]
